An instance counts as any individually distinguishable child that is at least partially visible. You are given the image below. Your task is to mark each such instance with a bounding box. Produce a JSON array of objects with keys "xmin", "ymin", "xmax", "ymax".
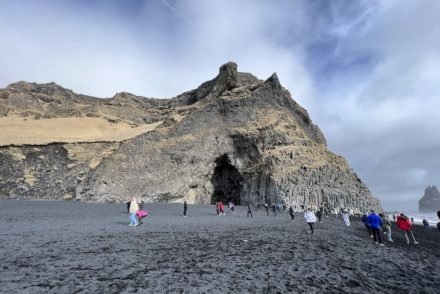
[{"xmin": 136, "ymin": 209, "xmax": 148, "ymax": 225}]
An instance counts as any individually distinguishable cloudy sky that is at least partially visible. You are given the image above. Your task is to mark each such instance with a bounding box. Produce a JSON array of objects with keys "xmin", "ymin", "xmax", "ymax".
[{"xmin": 1, "ymin": 0, "xmax": 439, "ymax": 210}]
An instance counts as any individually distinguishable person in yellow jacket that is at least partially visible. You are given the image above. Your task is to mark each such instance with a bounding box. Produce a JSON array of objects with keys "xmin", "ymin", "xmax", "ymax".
[{"xmin": 129, "ymin": 198, "xmax": 139, "ymax": 226}]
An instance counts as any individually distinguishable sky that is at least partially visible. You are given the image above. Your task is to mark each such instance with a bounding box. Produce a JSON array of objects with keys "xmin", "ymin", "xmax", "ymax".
[{"xmin": 1, "ymin": 0, "xmax": 439, "ymax": 210}]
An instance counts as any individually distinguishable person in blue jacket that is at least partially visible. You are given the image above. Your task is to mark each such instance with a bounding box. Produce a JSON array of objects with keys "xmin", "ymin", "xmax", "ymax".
[
  {"xmin": 362, "ymin": 214, "xmax": 373, "ymax": 238},
  {"xmin": 368, "ymin": 210, "xmax": 385, "ymax": 246}
]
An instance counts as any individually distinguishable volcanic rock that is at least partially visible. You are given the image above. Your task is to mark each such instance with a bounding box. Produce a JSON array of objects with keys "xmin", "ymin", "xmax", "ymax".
[
  {"xmin": 0, "ymin": 62, "xmax": 381, "ymax": 213},
  {"xmin": 419, "ymin": 186, "xmax": 440, "ymax": 212}
]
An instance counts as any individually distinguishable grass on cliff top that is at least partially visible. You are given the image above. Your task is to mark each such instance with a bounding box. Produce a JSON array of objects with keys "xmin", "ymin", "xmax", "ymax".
[{"xmin": 0, "ymin": 116, "xmax": 162, "ymax": 146}]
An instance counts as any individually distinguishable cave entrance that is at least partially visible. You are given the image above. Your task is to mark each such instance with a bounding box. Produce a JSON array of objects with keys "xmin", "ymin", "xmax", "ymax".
[{"xmin": 210, "ymin": 155, "xmax": 243, "ymax": 205}]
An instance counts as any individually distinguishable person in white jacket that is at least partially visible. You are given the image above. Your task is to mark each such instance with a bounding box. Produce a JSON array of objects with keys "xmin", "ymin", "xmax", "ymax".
[
  {"xmin": 128, "ymin": 198, "xmax": 140, "ymax": 226},
  {"xmin": 304, "ymin": 208, "xmax": 317, "ymax": 234},
  {"xmin": 342, "ymin": 210, "xmax": 350, "ymax": 227}
]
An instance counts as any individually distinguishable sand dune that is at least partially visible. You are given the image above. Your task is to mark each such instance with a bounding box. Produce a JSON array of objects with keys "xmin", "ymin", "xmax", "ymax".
[{"xmin": 0, "ymin": 116, "xmax": 162, "ymax": 146}]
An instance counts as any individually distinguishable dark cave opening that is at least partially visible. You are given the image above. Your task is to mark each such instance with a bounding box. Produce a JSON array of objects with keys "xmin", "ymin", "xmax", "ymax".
[{"xmin": 210, "ymin": 155, "xmax": 243, "ymax": 205}]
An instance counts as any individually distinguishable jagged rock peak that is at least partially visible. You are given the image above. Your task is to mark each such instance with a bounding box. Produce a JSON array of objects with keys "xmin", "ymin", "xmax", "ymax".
[
  {"xmin": 419, "ymin": 185, "xmax": 440, "ymax": 212},
  {"xmin": 214, "ymin": 61, "xmax": 239, "ymax": 92},
  {"xmin": 264, "ymin": 73, "xmax": 282, "ymax": 90},
  {"xmin": 173, "ymin": 62, "xmax": 243, "ymax": 105},
  {"xmin": 212, "ymin": 62, "xmax": 282, "ymax": 98},
  {"xmin": 219, "ymin": 61, "xmax": 238, "ymax": 74}
]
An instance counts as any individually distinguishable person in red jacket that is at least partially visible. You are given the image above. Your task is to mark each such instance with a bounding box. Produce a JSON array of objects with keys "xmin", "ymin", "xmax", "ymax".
[
  {"xmin": 396, "ymin": 213, "xmax": 419, "ymax": 244},
  {"xmin": 220, "ymin": 202, "xmax": 225, "ymax": 215}
]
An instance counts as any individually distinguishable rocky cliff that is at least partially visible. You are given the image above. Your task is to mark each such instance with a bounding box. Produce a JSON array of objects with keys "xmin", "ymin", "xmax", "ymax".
[
  {"xmin": 419, "ymin": 186, "xmax": 440, "ymax": 213},
  {"xmin": 0, "ymin": 62, "xmax": 381, "ymax": 213}
]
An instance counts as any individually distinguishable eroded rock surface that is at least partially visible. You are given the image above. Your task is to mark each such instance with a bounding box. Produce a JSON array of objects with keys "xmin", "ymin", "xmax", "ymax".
[{"xmin": 0, "ymin": 62, "xmax": 381, "ymax": 213}]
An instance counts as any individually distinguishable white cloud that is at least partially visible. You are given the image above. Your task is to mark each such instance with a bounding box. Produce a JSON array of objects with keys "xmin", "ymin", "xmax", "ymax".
[
  {"xmin": 313, "ymin": 1, "xmax": 440, "ymax": 210},
  {"xmin": 0, "ymin": 0, "xmax": 315, "ymax": 102}
]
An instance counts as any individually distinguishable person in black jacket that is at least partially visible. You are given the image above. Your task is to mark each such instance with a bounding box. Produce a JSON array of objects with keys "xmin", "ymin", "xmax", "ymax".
[
  {"xmin": 183, "ymin": 201, "xmax": 187, "ymax": 217},
  {"xmin": 247, "ymin": 204, "xmax": 252, "ymax": 218},
  {"xmin": 289, "ymin": 206, "xmax": 294, "ymax": 220},
  {"xmin": 316, "ymin": 210, "xmax": 322, "ymax": 223},
  {"xmin": 264, "ymin": 203, "xmax": 269, "ymax": 216}
]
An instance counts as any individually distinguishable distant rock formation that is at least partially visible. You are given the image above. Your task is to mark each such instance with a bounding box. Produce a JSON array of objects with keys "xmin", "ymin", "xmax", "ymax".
[
  {"xmin": 0, "ymin": 62, "xmax": 381, "ymax": 213},
  {"xmin": 419, "ymin": 186, "xmax": 440, "ymax": 212}
]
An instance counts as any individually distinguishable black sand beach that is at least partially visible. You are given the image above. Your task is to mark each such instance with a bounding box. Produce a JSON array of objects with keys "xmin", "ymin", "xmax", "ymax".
[{"xmin": 1, "ymin": 200, "xmax": 439, "ymax": 293}]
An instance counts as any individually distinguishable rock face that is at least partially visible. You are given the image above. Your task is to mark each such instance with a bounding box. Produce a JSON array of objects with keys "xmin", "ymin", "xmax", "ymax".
[
  {"xmin": 419, "ymin": 186, "xmax": 440, "ymax": 213},
  {"xmin": 0, "ymin": 62, "xmax": 381, "ymax": 213}
]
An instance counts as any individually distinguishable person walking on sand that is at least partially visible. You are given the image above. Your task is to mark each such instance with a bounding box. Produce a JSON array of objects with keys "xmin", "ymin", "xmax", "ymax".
[
  {"xmin": 304, "ymin": 208, "xmax": 316, "ymax": 234},
  {"xmin": 216, "ymin": 202, "xmax": 223, "ymax": 216},
  {"xmin": 229, "ymin": 202, "xmax": 235, "ymax": 214},
  {"xmin": 128, "ymin": 197, "xmax": 139, "ymax": 226},
  {"xmin": 316, "ymin": 210, "xmax": 322, "ymax": 223},
  {"xmin": 362, "ymin": 214, "xmax": 373, "ymax": 238},
  {"xmin": 272, "ymin": 204, "xmax": 277, "ymax": 217},
  {"xmin": 247, "ymin": 204, "xmax": 253, "ymax": 218},
  {"xmin": 422, "ymin": 218, "xmax": 431, "ymax": 231},
  {"xmin": 183, "ymin": 201, "xmax": 187, "ymax": 217},
  {"xmin": 379, "ymin": 213, "xmax": 394, "ymax": 242},
  {"xmin": 396, "ymin": 213, "xmax": 419, "ymax": 244},
  {"xmin": 368, "ymin": 210, "xmax": 384, "ymax": 246},
  {"xmin": 437, "ymin": 211, "xmax": 440, "ymax": 232},
  {"xmin": 342, "ymin": 210, "xmax": 350, "ymax": 227},
  {"xmin": 136, "ymin": 209, "xmax": 148, "ymax": 225},
  {"xmin": 264, "ymin": 203, "xmax": 269, "ymax": 216},
  {"xmin": 289, "ymin": 206, "xmax": 295, "ymax": 220},
  {"xmin": 220, "ymin": 202, "xmax": 225, "ymax": 215}
]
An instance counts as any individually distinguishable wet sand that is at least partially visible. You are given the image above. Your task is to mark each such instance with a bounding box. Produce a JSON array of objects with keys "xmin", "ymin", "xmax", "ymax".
[{"xmin": 1, "ymin": 200, "xmax": 439, "ymax": 293}]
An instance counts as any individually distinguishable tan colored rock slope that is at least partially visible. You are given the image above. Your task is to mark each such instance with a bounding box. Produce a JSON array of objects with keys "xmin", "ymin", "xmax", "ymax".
[
  {"xmin": 0, "ymin": 62, "xmax": 381, "ymax": 213},
  {"xmin": 0, "ymin": 116, "xmax": 162, "ymax": 146}
]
